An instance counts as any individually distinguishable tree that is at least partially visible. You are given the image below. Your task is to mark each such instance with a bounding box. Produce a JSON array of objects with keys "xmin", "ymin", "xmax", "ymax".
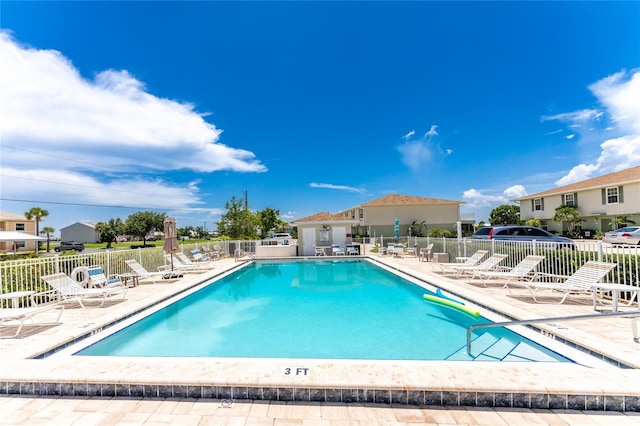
[
  {"xmin": 40, "ymin": 226, "xmax": 55, "ymax": 252},
  {"xmin": 611, "ymin": 216, "xmax": 636, "ymax": 230},
  {"xmin": 428, "ymin": 229, "xmax": 453, "ymax": 237},
  {"xmin": 525, "ymin": 218, "xmax": 542, "ymax": 227},
  {"xmin": 553, "ymin": 205, "xmax": 584, "ymax": 238},
  {"xmin": 257, "ymin": 207, "xmax": 281, "ymax": 239},
  {"xmin": 96, "ymin": 218, "xmax": 124, "ymax": 249},
  {"xmin": 217, "ymin": 196, "xmax": 259, "ymax": 239},
  {"xmin": 24, "ymin": 206, "xmax": 49, "ymax": 251},
  {"xmin": 124, "ymin": 211, "xmax": 165, "ymax": 245},
  {"xmin": 488, "ymin": 205, "xmax": 521, "ymax": 225},
  {"xmin": 407, "ymin": 220, "xmax": 427, "ymax": 237}
]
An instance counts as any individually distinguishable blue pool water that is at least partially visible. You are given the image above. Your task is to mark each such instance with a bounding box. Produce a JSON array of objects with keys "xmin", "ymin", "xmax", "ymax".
[{"xmin": 76, "ymin": 259, "xmax": 571, "ymax": 362}]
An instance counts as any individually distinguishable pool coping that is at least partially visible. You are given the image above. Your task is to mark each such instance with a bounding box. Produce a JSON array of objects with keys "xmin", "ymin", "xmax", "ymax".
[{"xmin": 2, "ymin": 256, "xmax": 639, "ymax": 411}]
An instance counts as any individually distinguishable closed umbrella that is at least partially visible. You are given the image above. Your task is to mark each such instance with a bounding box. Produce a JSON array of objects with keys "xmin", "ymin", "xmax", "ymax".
[
  {"xmin": 394, "ymin": 218, "xmax": 399, "ymax": 241},
  {"xmin": 163, "ymin": 217, "xmax": 179, "ymax": 271}
]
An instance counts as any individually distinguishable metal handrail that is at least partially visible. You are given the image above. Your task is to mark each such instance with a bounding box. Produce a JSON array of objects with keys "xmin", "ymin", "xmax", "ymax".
[
  {"xmin": 234, "ymin": 249, "xmax": 256, "ymax": 261},
  {"xmin": 466, "ymin": 311, "xmax": 640, "ymax": 356}
]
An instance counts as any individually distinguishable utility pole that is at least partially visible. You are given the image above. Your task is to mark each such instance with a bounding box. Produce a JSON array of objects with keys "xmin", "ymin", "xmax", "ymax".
[{"xmin": 244, "ymin": 190, "xmax": 248, "ymax": 211}]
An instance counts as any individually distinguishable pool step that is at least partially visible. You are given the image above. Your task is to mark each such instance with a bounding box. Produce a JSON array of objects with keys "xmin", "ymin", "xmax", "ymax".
[{"xmin": 446, "ymin": 333, "xmax": 554, "ymax": 362}]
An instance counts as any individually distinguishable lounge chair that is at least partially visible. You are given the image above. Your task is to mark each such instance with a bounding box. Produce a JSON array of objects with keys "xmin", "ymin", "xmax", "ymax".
[
  {"xmin": 331, "ymin": 245, "xmax": 345, "ymax": 256},
  {"xmin": 346, "ymin": 245, "xmax": 359, "ymax": 256},
  {"xmin": 436, "ymin": 250, "xmax": 488, "ymax": 272},
  {"xmin": 314, "ymin": 245, "xmax": 326, "ymax": 256},
  {"xmin": 125, "ymin": 259, "xmax": 181, "ymax": 284},
  {"xmin": 170, "ymin": 253, "xmax": 212, "ymax": 271},
  {"xmin": 514, "ymin": 261, "xmax": 619, "ymax": 305},
  {"xmin": 191, "ymin": 250, "xmax": 211, "ymax": 262},
  {"xmin": 473, "ymin": 255, "xmax": 545, "ymax": 288},
  {"xmin": 86, "ymin": 266, "xmax": 124, "ymax": 288},
  {"xmin": 41, "ymin": 273, "xmax": 127, "ymax": 308},
  {"xmin": 0, "ymin": 304, "xmax": 64, "ymax": 338},
  {"xmin": 452, "ymin": 253, "xmax": 508, "ymax": 278}
]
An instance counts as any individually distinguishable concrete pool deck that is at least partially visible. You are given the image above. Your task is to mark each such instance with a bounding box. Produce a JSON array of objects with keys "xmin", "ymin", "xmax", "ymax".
[{"xmin": 1, "ymin": 255, "xmax": 640, "ymax": 422}]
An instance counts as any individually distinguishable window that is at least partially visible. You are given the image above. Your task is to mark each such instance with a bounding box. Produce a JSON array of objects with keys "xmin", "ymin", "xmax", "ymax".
[
  {"xmin": 533, "ymin": 198, "xmax": 543, "ymax": 211},
  {"xmin": 358, "ymin": 208, "xmax": 364, "ymax": 220},
  {"xmin": 563, "ymin": 193, "xmax": 576, "ymax": 207},
  {"xmin": 15, "ymin": 223, "xmax": 25, "ymax": 231},
  {"xmin": 606, "ymin": 187, "xmax": 619, "ymax": 204}
]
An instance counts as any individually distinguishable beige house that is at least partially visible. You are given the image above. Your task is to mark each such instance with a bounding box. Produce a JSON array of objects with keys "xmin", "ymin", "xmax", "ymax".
[
  {"xmin": 339, "ymin": 194, "xmax": 468, "ymax": 238},
  {"xmin": 291, "ymin": 194, "xmax": 468, "ymax": 256},
  {"xmin": 0, "ymin": 210, "xmax": 38, "ymax": 251},
  {"xmin": 515, "ymin": 166, "xmax": 640, "ymax": 235}
]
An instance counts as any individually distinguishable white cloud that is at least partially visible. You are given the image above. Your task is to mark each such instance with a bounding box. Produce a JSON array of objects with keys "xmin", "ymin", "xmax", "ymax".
[
  {"xmin": 0, "ymin": 31, "xmax": 267, "ymax": 175},
  {"xmin": 397, "ymin": 141, "xmax": 433, "ymax": 172},
  {"xmin": 425, "ymin": 124, "xmax": 438, "ymax": 137},
  {"xmin": 462, "ymin": 185, "xmax": 526, "ymax": 208},
  {"xmin": 565, "ymin": 134, "xmax": 575, "ymax": 140},
  {"xmin": 544, "ymin": 69, "xmax": 640, "ymax": 185},
  {"xmin": 445, "ymin": 148, "xmax": 453, "ymax": 156},
  {"xmin": 402, "ymin": 130, "xmax": 415, "ymax": 140},
  {"xmin": 309, "ymin": 182, "xmax": 366, "ymax": 193}
]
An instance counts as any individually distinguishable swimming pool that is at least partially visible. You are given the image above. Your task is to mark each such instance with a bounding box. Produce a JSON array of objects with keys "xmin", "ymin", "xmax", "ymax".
[{"xmin": 74, "ymin": 259, "xmax": 570, "ymax": 362}]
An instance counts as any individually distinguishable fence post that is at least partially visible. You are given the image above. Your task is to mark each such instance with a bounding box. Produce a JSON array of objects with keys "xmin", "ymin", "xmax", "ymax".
[
  {"xmin": 106, "ymin": 249, "xmax": 111, "ymax": 277},
  {"xmin": 532, "ymin": 240, "xmax": 537, "ymax": 256},
  {"xmin": 54, "ymin": 253, "xmax": 61, "ymax": 274},
  {"xmin": 597, "ymin": 240, "xmax": 603, "ymax": 262}
]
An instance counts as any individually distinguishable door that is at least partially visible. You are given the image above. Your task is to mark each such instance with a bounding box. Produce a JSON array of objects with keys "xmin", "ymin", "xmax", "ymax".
[
  {"xmin": 302, "ymin": 227, "xmax": 316, "ymax": 256},
  {"xmin": 332, "ymin": 226, "xmax": 346, "ymax": 248}
]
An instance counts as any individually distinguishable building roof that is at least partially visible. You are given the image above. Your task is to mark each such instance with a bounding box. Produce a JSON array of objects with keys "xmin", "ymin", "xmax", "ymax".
[
  {"xmin": 60, "ymin": 222, "xmax": 97, "ymax": 231},
  {"xmin": 357, "ymin": 194, "xmax": 463, "ymax": 207},
  {"xmin": 0, "ymin": 211, "xmax": 30, "ymax": 221},
  {"xmin": 516, "ymin": 166, "xmax": 640, "ymax": 200},
  {"xmin": 291, "ymin": 212, "xmax": 358, "ymax": 224}
]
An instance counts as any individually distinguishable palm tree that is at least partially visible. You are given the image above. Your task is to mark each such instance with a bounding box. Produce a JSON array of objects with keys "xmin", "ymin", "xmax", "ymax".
[
  {"xmin": 24, "ymin": 207, "xmax": 49, "ymax": 251},
  {"xmin": 553, "ymin": 205, "xmax": 584, "ymax": 238},
  {"xmin": 611, "ymin": 216, "xmax": 637, "ymax": 230},
  {"xmin": 40, "ymin": 226, "xmax": 55, "ymax": 252}
]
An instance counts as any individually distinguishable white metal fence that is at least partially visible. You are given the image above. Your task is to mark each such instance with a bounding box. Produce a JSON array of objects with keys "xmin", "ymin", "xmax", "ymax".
[{"xmin": 1, "ymin": 238, "xmax": 638, "ymax": 308}]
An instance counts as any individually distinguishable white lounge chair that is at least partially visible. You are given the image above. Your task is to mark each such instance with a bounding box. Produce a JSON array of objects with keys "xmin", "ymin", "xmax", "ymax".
[
  {"xmin": 0, "ymin": 304, "xmax": 64, "ymax": 338},
  {"xmin": 86, "ymin": 266, "xmax": 124, "ymax": 288},
  {"xmin": 419, "ymin": 243, "xmax": 434, "ymax": 261},
  {"xmin": 41, "ymin": 273, "xmax": 127, "ymax": 308},
  {"xmin": 190, "ymin": 250, "xmax": 212, "ymax": 262},
  {"xmin": 125, "ymin": 259, "xmax": 181, "ymax": 284},
  {"xmin": 473, "ymin": 255, "xmax": 545, "ymax": 288},
  {"xmin": 331, "ymin": 245, "xmax": 345, "ymax": 256},
  {"xmin": 453, "ymin": 253, "xmax": 508, "ymax": 278},
  {"xmin": 168, "ymin": 253, "xmax": 210, "ymax": 272},
  {"xmin": 515, "ymin": 261, "xmax": 619, "ymax": 305},
  {"xmin": 436, "ymin": 250, "xmax": 488, "ymax": 272}
]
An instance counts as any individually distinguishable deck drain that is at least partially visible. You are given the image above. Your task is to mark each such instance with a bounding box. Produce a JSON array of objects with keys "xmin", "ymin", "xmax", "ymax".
[{"xmin": 219, "ymin": 399, "xmax": 234, "ymax": 408}]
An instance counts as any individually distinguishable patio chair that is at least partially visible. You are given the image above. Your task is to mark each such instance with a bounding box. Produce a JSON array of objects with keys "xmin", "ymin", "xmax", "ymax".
[
  {"xmin": 452, "ymin": 253, "xmax": 508, "ymax": 278},
  {"xmin": 41, "ymin": 273, "xmax": 127, "ymax": 308},
  {"xmin": 125, "ymin": 259, "xmax": 182, "ymax": 284},
  {"xmin": 331, "ymin": 245, "xmax": 345, "ymax": 256},
  {"xmin": 419, "ymin": 244, "xmax": 434, "ymax": 261},
  {"xmin": 514, "ymin": 261, "xmax": 619, "ymax": 305},
  {"xmin": 0, "ymin": 304, "xmax": 64, "ymax": 338},
  {"xmin": 473, "ymin": 255, "xmax": 545, "ymax": 288},
  {"xmin": 436, "ymin": 250, "xmax": 488, "ymax": 272},
  {"xmin": 314, "ymin": 245, "xmax": 326, "ymax": 256}
]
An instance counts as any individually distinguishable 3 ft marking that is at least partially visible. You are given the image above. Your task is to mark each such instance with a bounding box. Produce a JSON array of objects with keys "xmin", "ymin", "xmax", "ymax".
[{"xmin": 284, "ymin": 367, "xmax": 309, "ymax": 375}]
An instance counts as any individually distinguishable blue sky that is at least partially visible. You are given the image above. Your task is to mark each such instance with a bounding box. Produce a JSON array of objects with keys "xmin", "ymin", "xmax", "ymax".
[{"xmin": 1, "ymin": 1, "xmax": 639, "ymax": 234}]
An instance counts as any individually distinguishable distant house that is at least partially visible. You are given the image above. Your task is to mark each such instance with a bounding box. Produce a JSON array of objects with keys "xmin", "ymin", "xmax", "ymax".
[
  {"xmin": 515, "ymin": 166, "xmax": 640, "ymax": 235},
  {"xmin": 291, "ymin": 194, "xmax": 469, "ymax": 255},
  {"xmin": 0, "ymin": 210, "xmax": 38, "ymax": 251},
  {"xmin": 60, "ymin": 222, "xmax": 100, "ymax": 243}
]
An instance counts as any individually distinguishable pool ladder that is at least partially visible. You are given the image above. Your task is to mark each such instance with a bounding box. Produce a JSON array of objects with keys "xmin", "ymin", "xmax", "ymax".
[
  {"xmin": 234, "ymin": 249, "xmax": 256, "ymax": 261},
  {"xmin": 466, "ymin": 311, "xmax": 640, "ymax": 356}
]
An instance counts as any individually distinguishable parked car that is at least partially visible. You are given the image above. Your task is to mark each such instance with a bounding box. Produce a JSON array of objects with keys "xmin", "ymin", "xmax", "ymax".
[
  {"xmin": 265, "ymin": 233, "xmax": 292, "ymax": 240},
  {"xmin": 603, "ymin": 226, "xmax": 640, "ymax": 246},
  {"xmin": 54, "ymin": 241, "xmax": 85, "ymax": 252},
  {"xmin": 471, "ymin": 225, "xmax": 575, "ymax": 248}
]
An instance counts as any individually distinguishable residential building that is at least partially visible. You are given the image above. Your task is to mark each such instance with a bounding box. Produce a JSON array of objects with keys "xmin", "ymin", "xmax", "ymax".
[
  {"xmin": 515, "ymin": 166, "xmax": 640, "ymax": 235},
  {"xmin": 60, "ymin": 222, "xmax": 100, "ymax": 243},
  {"xmin": 0, "ymin": 210, "xmax": 38, "ymax": 251},
  {"xmin": 291, "ymin": 194, "xmax": 468, "ymax": 255}
]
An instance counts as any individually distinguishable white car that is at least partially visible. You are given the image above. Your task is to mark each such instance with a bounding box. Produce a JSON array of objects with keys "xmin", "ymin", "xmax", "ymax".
[
  {"xmin": 266, "ymin": 233, "xmax": 292, "ymax": 240},
  {"xmin": 603, "ymin": 226, "xmax": 640, "ymax": 246}
]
